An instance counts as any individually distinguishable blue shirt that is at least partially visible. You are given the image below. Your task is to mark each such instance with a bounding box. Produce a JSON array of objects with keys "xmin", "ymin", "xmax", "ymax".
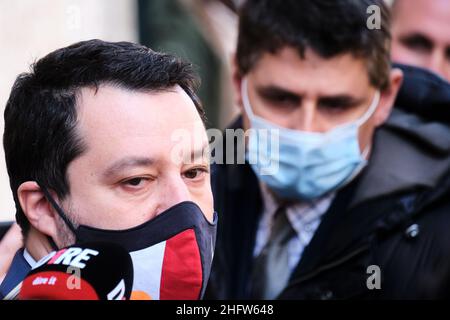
[{"xmin": 0, "ymin": 249, "xmax": 32, "ymax": 299}]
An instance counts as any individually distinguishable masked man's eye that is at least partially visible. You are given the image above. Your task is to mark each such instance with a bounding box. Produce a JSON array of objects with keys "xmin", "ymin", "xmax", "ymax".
[
  {"xmin": 257, "ymin": 86, "xmax": 301, "ymax": 107},
  {"xmin": 318, "ymin": 104, "xmax": 352, "ymax": 115},
  {"xmin": 400, "ymin": 34, "xmax": 433, "ymax": 55}
]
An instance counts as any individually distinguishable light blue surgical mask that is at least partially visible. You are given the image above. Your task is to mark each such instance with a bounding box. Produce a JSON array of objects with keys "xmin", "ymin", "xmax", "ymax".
[{"xmin": 242, "ymin": 78, "xmax": 380, "ymax": 200}]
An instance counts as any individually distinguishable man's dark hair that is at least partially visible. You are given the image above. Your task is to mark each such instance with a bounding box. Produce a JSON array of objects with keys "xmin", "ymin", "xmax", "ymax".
[
  {"xmin": 3, "ymin": 39, "xmax": 204, "ymax": 236},
  {"xmin": 237, "ymin": 0, "xmax": 392, "ymax": 90}
]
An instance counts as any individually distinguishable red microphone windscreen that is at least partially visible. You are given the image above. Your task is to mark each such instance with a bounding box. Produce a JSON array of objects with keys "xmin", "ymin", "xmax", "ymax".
[{"xmin": 19, "ymin": 242, "xmax": 133, "ymax": 300}]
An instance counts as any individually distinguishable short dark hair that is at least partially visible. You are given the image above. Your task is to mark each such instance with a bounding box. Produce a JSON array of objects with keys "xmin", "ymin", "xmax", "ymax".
[
  {"xmin": 236, "ymin": 0, "xmax": 392, "ymax": 90},
  {"xmin": 3, "ymin": 39, "xmax": 204, "ymax": 236}
]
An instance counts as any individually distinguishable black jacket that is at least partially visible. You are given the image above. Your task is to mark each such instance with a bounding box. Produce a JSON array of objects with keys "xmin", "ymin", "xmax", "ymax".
[{"xmin": 206, "ymin": 64, "xmax": 450, "ymax": 300}]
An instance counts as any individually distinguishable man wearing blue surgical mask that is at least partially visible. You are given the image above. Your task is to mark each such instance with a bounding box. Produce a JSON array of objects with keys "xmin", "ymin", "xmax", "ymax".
[{"xmin": 206, "ymin": 0, "xmax": 450, "ymax": 299}]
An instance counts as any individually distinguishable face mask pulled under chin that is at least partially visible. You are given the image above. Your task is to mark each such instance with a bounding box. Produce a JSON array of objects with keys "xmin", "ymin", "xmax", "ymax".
[{"xmin": 40, "ymin": 186, "xmax": 217, "ymax": 300}]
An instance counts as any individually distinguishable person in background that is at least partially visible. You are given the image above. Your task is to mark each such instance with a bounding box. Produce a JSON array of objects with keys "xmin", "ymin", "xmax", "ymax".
[
  {"xmin": 206, "ymin": 0, "xmax": 450, "ymax": 299},
  {"xmin": 391, "ymin": 0, "xmax": 450, "ymax": 82}
]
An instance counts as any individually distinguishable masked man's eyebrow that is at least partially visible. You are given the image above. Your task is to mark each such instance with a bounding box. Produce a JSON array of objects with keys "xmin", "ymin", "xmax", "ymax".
[
  {"xmin": 317, "ymin": 95, "xmax": 366, "ymax": 106},
  {"xmin": 101, "ymin": 157, "xmax": 155, "ymax": 178},
  {"xmin": 256, "ymin": 85, "xmax": 302, "ymax": 100},
  {"xmin": 256, "ymin": 84, "xmax": 365, "ymax": 105}
]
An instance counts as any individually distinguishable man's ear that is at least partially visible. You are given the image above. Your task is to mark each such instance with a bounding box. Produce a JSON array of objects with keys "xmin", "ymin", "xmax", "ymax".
[
  {"xmin": 17, "ymin": 181, "xmax": 59, "ymax": 240},
  {"xmin": 373, "ymin": 68, "xmax": 404, "ymax": 127}
]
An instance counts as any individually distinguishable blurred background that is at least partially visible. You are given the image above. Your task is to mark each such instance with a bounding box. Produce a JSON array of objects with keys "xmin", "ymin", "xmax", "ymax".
[{"xmin": 0, "ymin": 0, "xmax": 241, "ymax": 221}]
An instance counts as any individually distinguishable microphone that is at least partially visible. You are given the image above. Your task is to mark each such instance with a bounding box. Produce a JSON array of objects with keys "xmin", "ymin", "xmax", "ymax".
[{"xmin": 19, "ymin": 242, "xmax": 133, "ymax": 300}]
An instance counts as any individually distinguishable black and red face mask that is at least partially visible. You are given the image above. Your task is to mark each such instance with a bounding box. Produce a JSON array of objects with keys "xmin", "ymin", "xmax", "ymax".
[{"xmin": 41, "ymin": 185, "xmax": 217, "ymax": 300}]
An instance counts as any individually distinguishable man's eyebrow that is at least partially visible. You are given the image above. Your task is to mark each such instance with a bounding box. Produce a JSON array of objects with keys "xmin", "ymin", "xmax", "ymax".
[
  {"xmin": 256, "ymin": 85, "xmax": 302, "ymax": 101},
  {"xmin": 187, "ymin": 143, "xmax": 210, "ymax": 163},
  {"xmin": 318, "ymin": 95, "xmax": 365, "ymax": 107},
  {"xmin": 102, "ymin": 157, "xmax": 155, "ymax": 178}
]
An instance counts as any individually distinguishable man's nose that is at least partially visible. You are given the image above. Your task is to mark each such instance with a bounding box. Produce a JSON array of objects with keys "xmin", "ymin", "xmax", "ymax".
[
  {"xmin": 156, "ymin": 175, "xmax": 191, "ymax": 215},
  {"xmin": 427, "ymin": 49, "xmax": 448, "ymax": 80},
  {"xmin": 296, "ymin": 101, "xmax": 327, "ymax": 132}
]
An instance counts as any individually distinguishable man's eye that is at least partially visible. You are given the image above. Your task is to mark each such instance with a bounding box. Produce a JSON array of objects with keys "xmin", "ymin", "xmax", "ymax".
[
  {"xmin": 123, "ymin": 177, "xmax": 146, "ymax": 187},
  {"xmin": 263, "ymin": 94, "xmax": 300, "ymax": 107},
  {"xmin": 183, "ymin": 168, "xmax": 208, "ymax": 180},
  {"xmin": 401, "ymin": 36, "xmax": 433, "ymax": 54},
  {"xmin": 318, "ymin": 103, "xmax": 351, "ymax": 114}
]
